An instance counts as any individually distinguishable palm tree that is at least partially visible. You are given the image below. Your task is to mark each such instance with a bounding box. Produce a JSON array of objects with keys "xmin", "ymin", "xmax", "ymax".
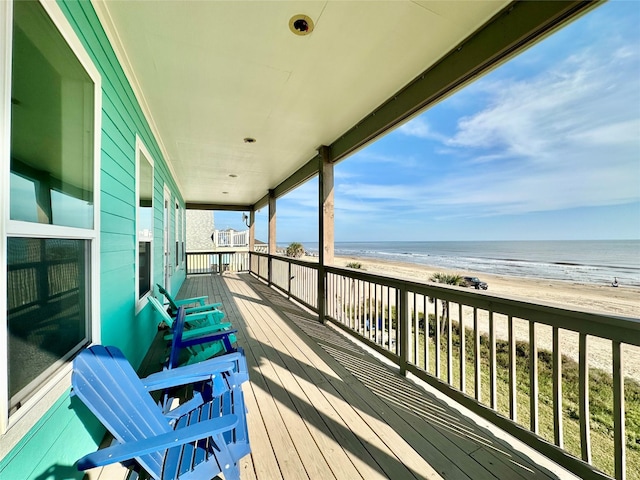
[
  {"xmin": 285, "ymin": 242, "xmax": 305, "ymax": 258},
  {"xmin": 429, "ymin": 272, "xmax": 464, "ymax": 333}
]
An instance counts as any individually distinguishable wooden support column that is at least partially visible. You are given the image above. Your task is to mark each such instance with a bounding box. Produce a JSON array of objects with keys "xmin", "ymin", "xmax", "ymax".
[
  {"xmin": 248, "ymin": 210, "xmax": 255, "ymax": 251},
  {"xmin": 268, "ymin": 190, "xmax": 276, "ymax": 285},
  {"xmin": 318, "ymin": 145, "xmax": 334, "ymax": 323}
]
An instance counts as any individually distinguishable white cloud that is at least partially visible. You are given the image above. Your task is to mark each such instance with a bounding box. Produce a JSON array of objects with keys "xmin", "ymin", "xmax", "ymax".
[{"xmin": 397, "ymin": 117, "xmax": 447, "ymax": 142}]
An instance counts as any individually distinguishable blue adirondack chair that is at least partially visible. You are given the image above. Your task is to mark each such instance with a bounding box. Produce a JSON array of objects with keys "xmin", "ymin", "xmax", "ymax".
[
  {"xmin": 156, "ymin": 283, "xmax": 225, "ymax": 317},
  {"xmin": 153, "ymin": 307, "xmax": 247, "ymax": 412},
  {"xmin": 167, "ymin": 307, "xmax": 238, "ymax": 368},
  {"xmin": 72, "ymin": 345, "xmax": 251, "ymax": 480}
]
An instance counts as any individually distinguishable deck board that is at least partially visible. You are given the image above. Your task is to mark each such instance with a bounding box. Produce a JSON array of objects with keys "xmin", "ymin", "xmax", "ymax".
[
  {"xmin": 88, "ymin": 272, "xmax": 574, "ymax": 480},
  {"xmin": 183, "ymin": 272, "xmax": 571, "ymax": 480}
]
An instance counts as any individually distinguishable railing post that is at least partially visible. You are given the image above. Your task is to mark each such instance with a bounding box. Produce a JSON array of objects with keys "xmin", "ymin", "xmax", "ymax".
[
  {"xmin": 287, "ymin": 262, "xmax": 292, "ymax": 298},
  {"xmin": 399, "ymin": 286, "xmax": 409, "ymax": 376},
  {"xmin": 613, "ymin": 341, "xmax": 626, "ymax": 480},
  {"xmin": 268, "ymin": 255, "xmax": 272, "ymax": 286}
]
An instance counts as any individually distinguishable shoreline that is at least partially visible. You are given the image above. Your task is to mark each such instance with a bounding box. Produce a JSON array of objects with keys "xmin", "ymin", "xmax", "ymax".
[
  {"xmin": 331, "ymin": 254, "xmax": 640, "ymax": 318},
  {"xmin": 318, "ymin": 254, "xmax": 640, "ymax": 380}
]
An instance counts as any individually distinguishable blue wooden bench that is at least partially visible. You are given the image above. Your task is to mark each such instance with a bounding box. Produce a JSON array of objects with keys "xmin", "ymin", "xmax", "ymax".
[{"xmin": 72, "ymin": 345, "xmax": 251, "ymax": 480}]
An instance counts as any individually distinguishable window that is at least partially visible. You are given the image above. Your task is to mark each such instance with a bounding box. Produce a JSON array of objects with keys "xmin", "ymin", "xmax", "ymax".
[
  {"xmin": 2, "ymin": 0, "xmax": 101, "ymax": 427},
  {"xmin": 136, "ymin": 139, "xmax": 154, "ymax": 304}
]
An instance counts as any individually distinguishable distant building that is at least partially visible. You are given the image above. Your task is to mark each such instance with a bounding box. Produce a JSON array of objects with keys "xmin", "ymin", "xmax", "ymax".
[{"xmin": 186, "ymin": 210, "xmax": 215, "ymax": 251}]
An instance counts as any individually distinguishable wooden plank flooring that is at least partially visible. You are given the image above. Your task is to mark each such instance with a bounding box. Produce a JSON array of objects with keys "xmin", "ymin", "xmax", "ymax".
[
  {"xmin": 87, "ymin": 272, "xmax": 576, "ymax": 480},
  {"xmin": 180, "ymin": 273, "xmax": 573, "ymax": 480}
]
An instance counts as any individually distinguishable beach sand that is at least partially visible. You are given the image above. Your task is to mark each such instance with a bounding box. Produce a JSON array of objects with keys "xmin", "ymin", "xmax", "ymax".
[{"xmin": 326, "ymin": 255, "xmax": 640, "ymax": 380}]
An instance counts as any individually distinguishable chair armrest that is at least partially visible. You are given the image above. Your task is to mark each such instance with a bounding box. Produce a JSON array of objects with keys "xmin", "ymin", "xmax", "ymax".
[
  {"xmin": 178, "ymin": 329, "xmax": 237, "ymax": 349},
  {"xmin": 184, "ymin": 303, "xmax": 223, "ymax": 314},
  {"xmin": 141, "ymin": 361, "xmax": 235, "ymax": 391},
  {"xmin": 163, "ymin": 322, "xmax": 232, "ymax": 341},
  {"xmin": 77, "ymin": 415, "xmax": 238, "ymax": 469},
  {"xmin": 175, "ymin": 296, "xmax": 208, "ymax": 307},
  {"xmin": 183, "ymin": 311, "xmax": 224, "ymax": 323}
]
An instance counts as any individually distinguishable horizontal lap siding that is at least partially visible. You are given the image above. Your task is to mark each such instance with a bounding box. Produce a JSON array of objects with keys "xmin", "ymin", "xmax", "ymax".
[
  {"xmin": 60, "ymin": 0, "xmax": 184, "ymax": 367},
  {"xmin": 0, "ymin": 1, "xmax": 186, "ymax": 478}
]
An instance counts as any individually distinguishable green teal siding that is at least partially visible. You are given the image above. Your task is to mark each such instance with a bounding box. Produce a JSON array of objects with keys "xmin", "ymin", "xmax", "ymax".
[
  {"xmin": 0, "ymin": 391, "xmax": 102, "ymax": 480},
  {"xmin": 0, "ymin": 1, "xmax": 187, "ymax": 477}
]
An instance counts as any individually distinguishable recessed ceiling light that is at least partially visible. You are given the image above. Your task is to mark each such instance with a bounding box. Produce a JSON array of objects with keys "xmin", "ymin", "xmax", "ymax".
[
  {"xmin": 243, "ymin": 137, "xmax": 256, "ymax": 144},
  {"xmin": 289, "ymin": 14, "xmax": 314, "ymax": 36}
]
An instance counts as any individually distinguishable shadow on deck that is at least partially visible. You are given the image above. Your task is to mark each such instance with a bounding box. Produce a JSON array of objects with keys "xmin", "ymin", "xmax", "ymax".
[{"xmin": 175, "ymin": 272, "xmax": 576, "ymax": 480}]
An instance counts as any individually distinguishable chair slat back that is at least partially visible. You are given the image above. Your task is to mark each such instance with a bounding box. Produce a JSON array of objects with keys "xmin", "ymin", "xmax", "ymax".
[
  {"xmin": 72, "ymin": 345, "xmax": 171, "ymax": 478},
  {"xmin": 156, "ymin": 283, "xmax": 180, "ymax": 312},
  {"xmin": 147, "ymin": 296, "xmax": 174, "ymax": 327}
]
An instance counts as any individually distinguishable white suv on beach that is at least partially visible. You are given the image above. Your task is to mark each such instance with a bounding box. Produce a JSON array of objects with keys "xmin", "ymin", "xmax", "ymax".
[{"xmin": 463, "ymin": 276, "xmax": 488, "ymax": 290}]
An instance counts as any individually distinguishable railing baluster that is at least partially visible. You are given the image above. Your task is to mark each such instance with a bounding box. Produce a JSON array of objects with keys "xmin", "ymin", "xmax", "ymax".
[
  {"xmin": 447, "ymin": 301, "xmax": 453, "ymax": 386},
  {"xmin": 613, "ymin": 340, "xmax": 626, "ymax": 480},
  {"xmin": 386, "ymin": 286, "xmax": 391, "ymax": 351},
  {"xmin": 423, "ymin": 294, "xmax": 429, "ymax": 373},
  {"xmin": 474, "ymin": 307, "xmax": 481, "ymax": 402},
  {"xmin": 414, "ymin": 293, "xmax": 418, "ymax": 365},
  {"xmin": 435, "ymin": 298, "xmax": 441, "ymax": 379},
  {"xmin": 400, "ymin": 286, "xmax": 409, "ymax": 375},
  {"xmin": 396, "ymin": 288, "xmax": 401, "ymax": 355},
  {"xmin": 509, "ymin": 315, "xmax": 517, "ymax": 422},
  {"xmin": 460, "ymin": 304, "xmax": 465, "ymax": 393},
  {"xmin": 553, "ymin": 326, "xmax": 564, "ymax": 448},
  {"xmin": 579, "ymin": 332, "xmax": 591, "ymax": 464},
  {"xmin": 490, "ymin": 310, "xmax": 497, "ymax": 410},
  {"xmin": 374, "ymin": 282, "xmax": 379, "ymax": 344},
  {"xmin": 530, "ymin": 321, "xmax": 539, "ymax": 434}
]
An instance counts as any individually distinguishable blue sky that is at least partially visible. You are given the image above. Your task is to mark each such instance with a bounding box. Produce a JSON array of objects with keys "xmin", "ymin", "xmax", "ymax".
[{"xmin": 215, "ymin": 1, "xmax": 640, "ymax": 243}]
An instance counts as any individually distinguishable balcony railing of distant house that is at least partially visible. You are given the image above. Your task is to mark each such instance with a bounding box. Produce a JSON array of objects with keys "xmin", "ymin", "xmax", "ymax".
[
  {"xmin": 249, "ymin": 251, "xmax": 639, "ymax": 480},
  {"xmin": 186, "ymin": 251, "xmax": 250, "ymax": 275},
  {"xmin": 211, "ymin": 229, "xmax": 248, "ymax": 248}
]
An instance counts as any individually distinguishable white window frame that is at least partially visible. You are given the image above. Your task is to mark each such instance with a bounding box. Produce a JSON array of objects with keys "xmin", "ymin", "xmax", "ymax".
[
  {"xmin": 135, "ymin": 136, "xmax": 154, "ymax": 313},
  {"xmin": 0, "ymin": 0, "xmax": 101, "ymax": 444},
  {"xmin": 175, "ymin": 199, "xmax": 180, "ymax": 269},
  {"xmin": 180, "ymin": 205, "xmax": 186, "ymax": 269}
]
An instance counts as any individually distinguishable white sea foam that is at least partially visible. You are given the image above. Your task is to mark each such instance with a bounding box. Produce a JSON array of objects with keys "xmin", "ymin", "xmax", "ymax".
[{"xmin": 300, "ymin": 240, "xmax": 640, "ymax": 286}]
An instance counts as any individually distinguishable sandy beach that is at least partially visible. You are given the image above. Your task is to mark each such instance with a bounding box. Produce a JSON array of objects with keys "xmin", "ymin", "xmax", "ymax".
[{"xmin": 329, "ymin": 254, "xmax": 640, "ymax": 380}]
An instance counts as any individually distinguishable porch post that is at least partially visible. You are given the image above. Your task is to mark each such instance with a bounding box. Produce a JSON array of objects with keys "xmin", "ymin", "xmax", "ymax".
[
  {"xmin": 248, "ymin": 209, "xmax": 255, "ymax": 251},
  {"xmin": 268, "ymin": 190, "xmax": 276, "ymax": 285},
  {"xmin": 318, "ymin": 145, "xmax": 334, "ymax": 323}
]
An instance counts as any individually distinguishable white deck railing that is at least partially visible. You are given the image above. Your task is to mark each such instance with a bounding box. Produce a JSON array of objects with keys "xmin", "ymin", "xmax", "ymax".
[
  {"xmin": 249, "ymin": 251, "xmax": 639, "ymax": 480},
  {"xmin": 212, "ymin": 229, "xmax": 248, "ymax": 248}
]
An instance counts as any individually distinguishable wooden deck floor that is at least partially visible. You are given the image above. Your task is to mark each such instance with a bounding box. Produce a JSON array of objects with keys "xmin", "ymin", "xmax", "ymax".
[
  {"xmin": 87, "ymin": 272, "xmax": 576, "ymax": 480},
  {"xmin": 178, "ymin": 273, "xmax": 576, "ymax": 480}
]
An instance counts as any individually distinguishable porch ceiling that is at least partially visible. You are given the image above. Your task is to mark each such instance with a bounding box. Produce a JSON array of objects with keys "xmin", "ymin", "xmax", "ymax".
[{"xmin": 93, "ymin": 1, "xmax": 594, "ymax": 210}]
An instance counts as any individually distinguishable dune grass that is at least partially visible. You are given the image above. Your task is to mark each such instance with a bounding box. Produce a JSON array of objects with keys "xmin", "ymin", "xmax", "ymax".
[{"xmin": 413, "ymin": 320, "xmax": 639, "ymax": 478}]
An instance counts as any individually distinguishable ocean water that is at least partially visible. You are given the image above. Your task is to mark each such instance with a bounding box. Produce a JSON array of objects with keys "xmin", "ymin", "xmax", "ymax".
[{"xmin": 301, "ymin": 240, "xmax": 640, "ymax": 286}]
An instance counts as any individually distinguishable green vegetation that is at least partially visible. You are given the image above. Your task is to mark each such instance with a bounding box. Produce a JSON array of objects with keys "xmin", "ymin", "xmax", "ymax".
[
  {"xmin": 429, "ymin": 272, "xmax": 465, "ymax": 286},
  {"xmin": 345, "ymin": 262, "xmax": 363, "ymax": 269},
  {"xmin": 338, "ymin": 298, "xmax": 639, "ymax": 477},
  {"xmin": 415, "ymin": 318, "xmax": 640, "ymax": 479},
  {"xmin": 285, "ymin": 242, "xmax": 305, "ymax": 258}
]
